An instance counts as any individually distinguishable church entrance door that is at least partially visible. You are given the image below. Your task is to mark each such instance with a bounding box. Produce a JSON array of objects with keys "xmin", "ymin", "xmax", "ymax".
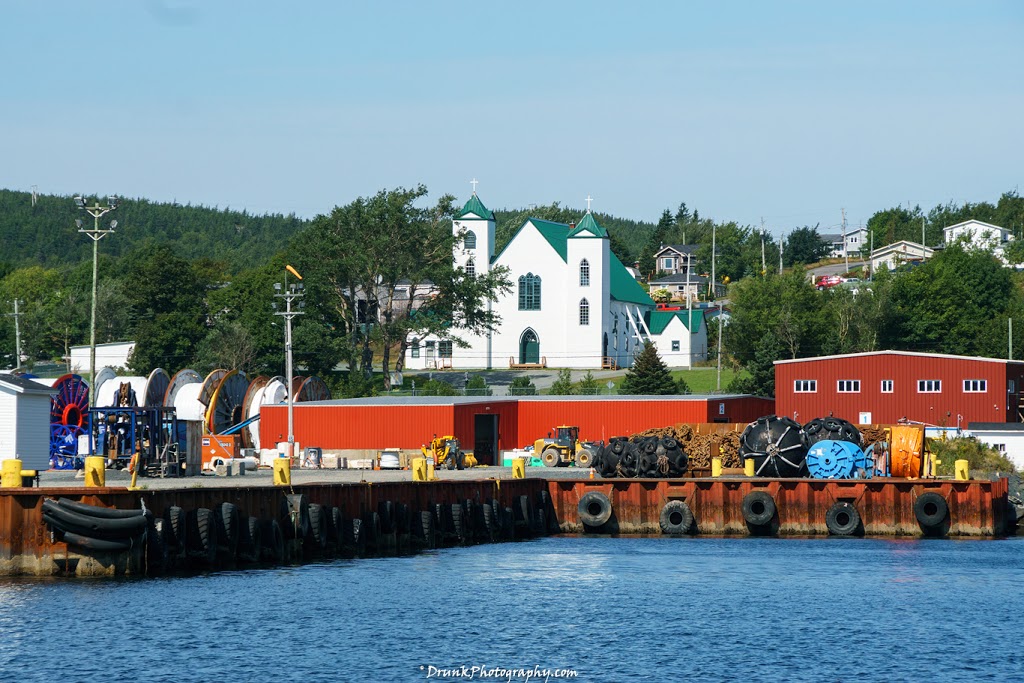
[{"xmin": 519, "ymin": 329, "xmax": 539, "ymax": 365}]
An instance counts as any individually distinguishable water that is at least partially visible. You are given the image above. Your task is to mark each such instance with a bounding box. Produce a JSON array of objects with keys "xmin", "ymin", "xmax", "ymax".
[{"xmin": 1, "ymin": 536, "xmax": 1022, "ymax": 683}]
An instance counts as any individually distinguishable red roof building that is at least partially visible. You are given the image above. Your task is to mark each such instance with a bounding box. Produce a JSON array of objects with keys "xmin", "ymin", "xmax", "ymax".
[{"xmin": 775, "ymin": 351, "xmax": 1024, "ymax": 427}]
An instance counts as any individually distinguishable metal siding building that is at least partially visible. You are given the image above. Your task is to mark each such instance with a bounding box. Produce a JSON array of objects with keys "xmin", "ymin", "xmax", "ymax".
[
  {"xmin": 261, "ymin": 395, "xmax": 775, "ymax": 462},
  {"xmin": 775, "ymin": 351, "xmax": 1024, "ymax": 426}
]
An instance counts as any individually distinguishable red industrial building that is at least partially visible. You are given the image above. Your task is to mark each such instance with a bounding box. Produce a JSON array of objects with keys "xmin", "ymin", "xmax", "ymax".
[
  {"xmin": 261, "ymin": 394, "xmax": 774, "ymax": 464},
  {"xmin": 775, "ymin": 351, "xmax": 1024, "ymax": 427}
]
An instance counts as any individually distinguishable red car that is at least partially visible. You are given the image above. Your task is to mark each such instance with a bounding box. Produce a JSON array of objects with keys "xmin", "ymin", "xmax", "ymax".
[{"xmin": 815, "ymin": 275, "xmax": 843, "ymax": 290}]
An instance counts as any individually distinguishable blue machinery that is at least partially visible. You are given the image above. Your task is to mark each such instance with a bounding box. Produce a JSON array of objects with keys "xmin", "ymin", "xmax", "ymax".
[
  {"xmin": 86, "ymin": 406, "xmax": 184, "ymax": 477},
  {"xmin": 805, "ymin": 440, "xmax": 885, "ymax": 479}
]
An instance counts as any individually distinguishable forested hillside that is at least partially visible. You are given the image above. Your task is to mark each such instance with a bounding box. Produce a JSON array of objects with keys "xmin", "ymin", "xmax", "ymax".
[{"xmin": 0, "ymin": 189, "xmax": 308, "ymax": 272}]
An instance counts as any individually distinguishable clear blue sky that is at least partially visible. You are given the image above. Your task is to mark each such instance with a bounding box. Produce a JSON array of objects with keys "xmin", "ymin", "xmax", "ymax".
[{"xmin": 2, "ymin": 1, "xmax": 1022, "ymax": 235}]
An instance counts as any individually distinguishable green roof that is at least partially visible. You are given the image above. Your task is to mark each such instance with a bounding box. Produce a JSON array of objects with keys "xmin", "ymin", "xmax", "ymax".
[
  {"xmin": 568, "ymin": 212, "xmax": 608, "ymax": 238},
  {"xmin": 644, "ymin": 309, "xmax": 704, "ymax": 335},
  {"xmin": 611, "ymin": 256, "xmax": 655, "ymax": 305},
  {"xmin": 458, "ymin": 193, "xmax": 494, "ymax": 220}
]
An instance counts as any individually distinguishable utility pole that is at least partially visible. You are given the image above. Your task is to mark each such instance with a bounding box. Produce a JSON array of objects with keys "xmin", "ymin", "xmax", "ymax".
[
  {"xmin": 869, "ymin": 230, "xmax": 874, "ymax": 282},
  {"xmin": 711, "ymin": 224, "xmax": 716, "ymax": 299},
  {"xmin": 6, "ymin": 299, "xmax": 22, "ymax": 370},
  {"xmin": 922, "ymin": 216, "xmax": 926, "ymax": 261},
  {"xmin": 842, "ymin": 208, "xmax": 848, "ymax": 273},
  {"xmin": 760, "ymin": 218, "xmax": 766, "ymax": 276},
  {"xmin": 779, "ymin": 233, "xmax": 784, "ymax": 273},
  {"xmin": 1010, "ymin": 318, "xmax": 1013, "ymax": 361},
  {"xmin": 74, "ymin": 195, "xmax": 119, "ymax": 408},
  {"xmin": 274, "ymin": 266, "xmax": 305, "ymax": 461},
  {"xmin": 686, "ymin": 252, "xmax": 692, "ymax": 312},
  {"xmin": 716, "ymin": 301, "xmax": 723, "ymax": 392}
]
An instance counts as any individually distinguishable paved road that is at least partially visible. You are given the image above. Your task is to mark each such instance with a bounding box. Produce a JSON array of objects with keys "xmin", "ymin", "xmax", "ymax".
[
  {"xmin": 37, "ymin": 464, "xmax": 592, "ymax": 490},
  {"xmin": 806, "ymin": 259, "xmax": 867, "ymax": 282}
]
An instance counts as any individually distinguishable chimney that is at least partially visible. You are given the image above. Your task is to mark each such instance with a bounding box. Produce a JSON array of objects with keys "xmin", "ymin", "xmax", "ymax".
[{"xmin": 569, "ymin": 222, "xmax": 575, "ymax": 231}]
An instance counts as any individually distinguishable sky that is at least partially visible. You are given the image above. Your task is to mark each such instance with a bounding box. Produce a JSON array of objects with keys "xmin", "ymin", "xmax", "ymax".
[{"xmin": 2, "ymin": 1, "xmax": 1022, "ymax": 235}]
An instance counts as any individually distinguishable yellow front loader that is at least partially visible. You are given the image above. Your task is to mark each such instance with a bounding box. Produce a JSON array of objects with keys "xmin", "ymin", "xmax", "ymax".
[
  {"xmin": 535, "ymin": 426, "xmax": 596, "ymax": 468},
  {"xmin": 421, "ymin": 435, "xmax": 478, "ymax": 470}
]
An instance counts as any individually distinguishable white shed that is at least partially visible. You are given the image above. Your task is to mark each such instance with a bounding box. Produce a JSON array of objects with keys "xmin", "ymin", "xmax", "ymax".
[{"xmin": 0, "ymin": 374, "xmax": 57, "ymax": 471}]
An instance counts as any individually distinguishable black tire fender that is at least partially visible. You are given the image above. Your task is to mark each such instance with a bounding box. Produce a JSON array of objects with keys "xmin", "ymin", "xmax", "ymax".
[
  {"xmin": 742, "ymin": 491, "xmax": 776, "ymax": 527},
  {"xmin": 914, "ymin": 492, "xmax": 949, "ymax": 529},
  {"xmin": 578, "ymin": 491, "xmax": 612, "ymax": 527},
  {"xmin": 825, "ymin": 501, "xmax": 861, "ymax": 536},
  {"xmin": 659, "ymin": 500, "xmax": 694, "ymax": 534}
]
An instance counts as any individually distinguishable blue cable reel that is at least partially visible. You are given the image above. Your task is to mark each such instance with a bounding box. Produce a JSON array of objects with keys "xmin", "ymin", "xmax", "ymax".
[{"xmin": 806, "ymin": 439, "xmax": 870, "ymax": 479}]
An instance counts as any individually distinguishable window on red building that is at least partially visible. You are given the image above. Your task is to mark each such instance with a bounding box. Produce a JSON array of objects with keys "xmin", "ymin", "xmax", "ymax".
[
  {"xmin": 837, "ymin": 380, "xmax": 860, "ymax": 393},
  {"xmin": 917, "ymin": 379, "xmax": 941, "ymax": 393}
]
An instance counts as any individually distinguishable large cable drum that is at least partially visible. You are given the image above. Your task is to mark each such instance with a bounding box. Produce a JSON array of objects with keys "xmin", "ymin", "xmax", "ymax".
[
  {"xmin": 206, "ymin": 370, "xmax": 249, "ymax": 434},
  {"xmin": 739, "ymin": 415, "xmax": 808, "ymax": 478},
  {"xmin": 243, "ymin": 376, "xmax": 287, "ymax": 450},
  {"xmin": 144, "ymin": 368, "xmax": 170, "ymax": 407},
  {"xmin": 802, "ymin": 417, "xmax": 862, "ymax": 448},
  {"xmin": 806, "ymin": 440, "xmax": 863, "ymax": 479},
  {"xmin": 41, "ymin": 374, "xmax": 89, "ymax": 469},
  {"xmin": 165, "ymin": 369, "xmax": 204, "ymax": 421},
  {"xmin": 293, "ymin": 375, "xmax": 331, "ymax": 402}
]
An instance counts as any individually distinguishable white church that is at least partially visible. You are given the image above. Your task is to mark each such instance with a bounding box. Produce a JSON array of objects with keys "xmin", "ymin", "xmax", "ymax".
[{"xmin": 404, "ymin": 191, "xmax": 707, "ymax": 371}]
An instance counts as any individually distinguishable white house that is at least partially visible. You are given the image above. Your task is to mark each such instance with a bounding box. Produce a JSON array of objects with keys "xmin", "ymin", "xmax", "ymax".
[
  {"xmin": 0, "ymin": 374, "xmax": 57, "ymax": 471},
  {"xmin": 965, "ymin": 422, "xmax": 1024, "ymax": 471},
  {"xmin": 67, "ymin": 341, "xmax": 135, "ymax": 375},
  {"xmin": 869, "ymin": 240, "xmax": 934, "ymax": 272},
  {"xmin": 944, "ymin": 219, "xmax": 1013, "ymax": 263},
  {"xmin": 822, "ymin": 227, "xmax": 868, "ymax": 258},
  {"xmin": 406, "ymin": 193, "xmax": 707, "ymax": 370}
]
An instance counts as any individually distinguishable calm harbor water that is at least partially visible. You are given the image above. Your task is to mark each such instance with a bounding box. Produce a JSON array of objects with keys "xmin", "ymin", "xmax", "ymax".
[{"xmin": 1, "ymin": 536, "xmax": 1022, "ymax": 683}]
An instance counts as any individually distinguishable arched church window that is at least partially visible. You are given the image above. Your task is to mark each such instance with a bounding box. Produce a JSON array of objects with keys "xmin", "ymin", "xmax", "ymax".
[
  {"xmin": 579, "ymin": 259, "xmax": 590, "ymax": 286},
  {"xmin": 579, "ymin": 298, "xmax": 590, "ymax": 326},
  {"xmin": 466, "ymin": 259, "xmax": 475, "ymax": 278},
  {"xmin": 518, "ymin": 273, "xmax": 541, "ymax": 310},
  {"xmin": 464, "ymin": 231, "xmax": 477, "ymax": 250}
]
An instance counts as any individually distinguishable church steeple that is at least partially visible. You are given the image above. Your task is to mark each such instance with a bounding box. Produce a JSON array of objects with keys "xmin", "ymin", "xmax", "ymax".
[{"xmin": 458, "ymin": 179, "xmax": 494, "ymax": 220}]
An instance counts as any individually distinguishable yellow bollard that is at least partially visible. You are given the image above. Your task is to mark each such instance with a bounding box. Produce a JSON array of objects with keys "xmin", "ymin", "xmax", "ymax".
[
  {"xmin": 412, "ymin": 457, "xmax": 427, "ymax": 482},
  {"xmin": 1, "ymin": 459, "xmax": 23, "ymax": 488},
  {"xmin": 84, "ymin": 456, "xmax": 106, "ymax": 487},
  {"xmin": 427, "ymin": 460, "xmax": 437, "ymax": 481},
  {"xmin": 744, "ymin": 458, "xmax": 755, "ymax": 477},
  {"xmin": 512, "ymin": 457, "xmax": 526, "ymax": 479},
  {"xmin": 711, "ymin": 457, "xmax": 723, "ymax": 477},
  {"xmin": 273, "ymin": 457, "xmax": 291, "ymax": 486},
  {"xmin": 954, "ymin": 459, "xmax": 970, "ymax": 481}
]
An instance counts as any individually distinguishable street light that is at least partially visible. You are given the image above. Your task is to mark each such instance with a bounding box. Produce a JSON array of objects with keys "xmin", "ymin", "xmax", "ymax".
[
  {"xmin": 274, "ymin": 266, "xmax": 305, "ymax": 461},
  {"xmin": 75, "ymin": 195, "xmax": 120, "ymax": 408}
]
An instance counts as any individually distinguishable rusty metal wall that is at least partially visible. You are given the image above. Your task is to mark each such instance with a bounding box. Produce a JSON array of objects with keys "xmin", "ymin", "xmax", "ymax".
[
  {"xmin": 776, "ymin": 354, "xmax": 1017, "ymax": 425},
  {"xmin": 547, "ymin": 477, "xmax": 1012, "ymax": 536},
  {"xmin": 0, "ymin": 478, "xmax": 545, "ymax": 577}
]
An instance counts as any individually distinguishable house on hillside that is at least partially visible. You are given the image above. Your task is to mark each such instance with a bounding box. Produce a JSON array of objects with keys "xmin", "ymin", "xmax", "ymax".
[
  {"xmin": 653, "ymin": 244, "xmax": 699, "ymax": 276},
  {"xmin": 649, "ymin": 273, "xmax": 725, "ymax": 302},
  {"xmin": 943, "ymin": 219, "xmax": 1013, "ymax": 263},
  {"xmin": 404, "ymin": 192, "xmax": 707, "ymax": 370},
  {"xmin": 821, "ymin": 228, "xmax": 868, "ymax": 258},
  {"xmin": 869, "ymin": 240, "xmax": 934, "ymax": 272}
]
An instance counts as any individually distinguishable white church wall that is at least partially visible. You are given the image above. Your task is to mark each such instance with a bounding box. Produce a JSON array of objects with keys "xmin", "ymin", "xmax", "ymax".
[{"xmin": 564, "ymin": 234, "xmax": 610, "ymax": 368}]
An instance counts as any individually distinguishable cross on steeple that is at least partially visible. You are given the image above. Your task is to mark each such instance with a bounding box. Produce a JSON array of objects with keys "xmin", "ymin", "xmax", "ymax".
[
  {"xmin": 585, "ymin": 194, "xmax": 593, "ymax": 213},
  {"xmin": 470, "ymin": 178, "xmax": 479, "ymax": 195}
]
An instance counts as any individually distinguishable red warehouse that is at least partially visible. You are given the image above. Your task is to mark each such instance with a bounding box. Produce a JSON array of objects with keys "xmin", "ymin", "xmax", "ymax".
[
  {"xmin": 775, "ymin": 351, "xmax": 1024, "ymax": 427},
  {"xmin": 261, "ymin": 394, "xmax": 775, "ymax": 462}
]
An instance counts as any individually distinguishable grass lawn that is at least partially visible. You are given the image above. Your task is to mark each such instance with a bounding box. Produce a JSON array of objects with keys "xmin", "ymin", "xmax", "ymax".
[{"xmin": 603, "ymin": 366, "xmax": 747, "ymax": 394}]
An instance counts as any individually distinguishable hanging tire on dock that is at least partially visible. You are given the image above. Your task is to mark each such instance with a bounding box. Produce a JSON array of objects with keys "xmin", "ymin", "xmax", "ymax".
[
  {"xmin": 146, "ymin": 518, "xmax": 169, "ymax": 575},
  {"xmin": 186, "ymin": 508, "xmax": 217, "ymax": 565},
  {"xmin": 42, "ymin": 499, "xmax": 148, "ymax": 540},
  {"xmin": 378, "ymin": 501, "xmax": 395, "ymax": 534},
  {"xmin": 741, "ymin": 491, "xmax": 776, "ymax": 527},
  {"xmin": 259, "ymin": 519, "xmax": 285, "ymax": 563},
  {"xmin": 363, "ymin": 511, "xmax": 382, "ymax": 550},
  {"xmin": 517, "ymin": 495, "xmax": 536, "ymax": 537},
  {"xmin": 481, "ymin": 502, "xmax": 496, "ymax": 541},
  {"xmin": 537, "ymin": 490, "xmax": 559, "ymax": 534},
  {"xmin": 214, "ymin": 502, "xmax": 240, "ymax": 556},
  {"xmin": 419, "ymin": 510, "xmax": 437, "ymax": 548},
  {"xmin": 578, "ymin": 491, "xmax": 613, "ymax": 528},
  {"xmin": 348, "ymin": 518, "xmax": 366, "ymax": 555},
  {"xmin": 238, "ymin": 516, "xmax": 262, "ymax": 563},
  {"xmin": 307, "ymin": 504, "xmax": 328, "ymax": 552},
  {"xmin": 395, "ymin": 503, "xmax": 411, "ymax": 536},
  {"xmin": 825, "ymin": 501, "xmax": 861, "ymax": 536},
  {"xmin": 164, "ymin": 506, "xmax": 186, "ymax": 555},
  {"xmin": 914, "ymin": 492, "xmax": 949, "ymax": 532},
  {"xmin": 802, "ymin": 417, "xmax": 862, "ymax": 448},
  {"xmin": 659, "ymin": 500, "xmax": 694, "ymax": 535},
  {"xmin": 739, "ymin": 416, "xmax": 808, "ymax": 477}
]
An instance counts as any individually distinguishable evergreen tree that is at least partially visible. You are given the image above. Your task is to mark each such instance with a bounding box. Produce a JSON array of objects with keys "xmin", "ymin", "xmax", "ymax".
[
  {"xmin": 508, "ymin": 375, "xmax": 536, "ymax": 395},
  {"xmin": 576, "ymin": 370, "xmax": 600, "ymax": 395},
  {"xmin": 465, "ymin": 374, "xmax": 492, "ymax": 396},
  {"xmin": 549, "ymin": 368, "xmax": 575, "ymax": 395},
  {"xmin": 728, "ymin": 332, "xmax": 783, "ymax": 397},
  {"xmin": 620, "ymin": 342, "xmax": 680, "ymax": 395}
]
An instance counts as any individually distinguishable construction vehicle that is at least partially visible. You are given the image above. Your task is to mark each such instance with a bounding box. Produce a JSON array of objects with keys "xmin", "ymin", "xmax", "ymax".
[
  {"xmin": 421, "ymin": 435, "xmax": 477, "ymax": 470},
  {"xmin": 535, "ymin": 426, "xmax": 598, "ymax": 468}
]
